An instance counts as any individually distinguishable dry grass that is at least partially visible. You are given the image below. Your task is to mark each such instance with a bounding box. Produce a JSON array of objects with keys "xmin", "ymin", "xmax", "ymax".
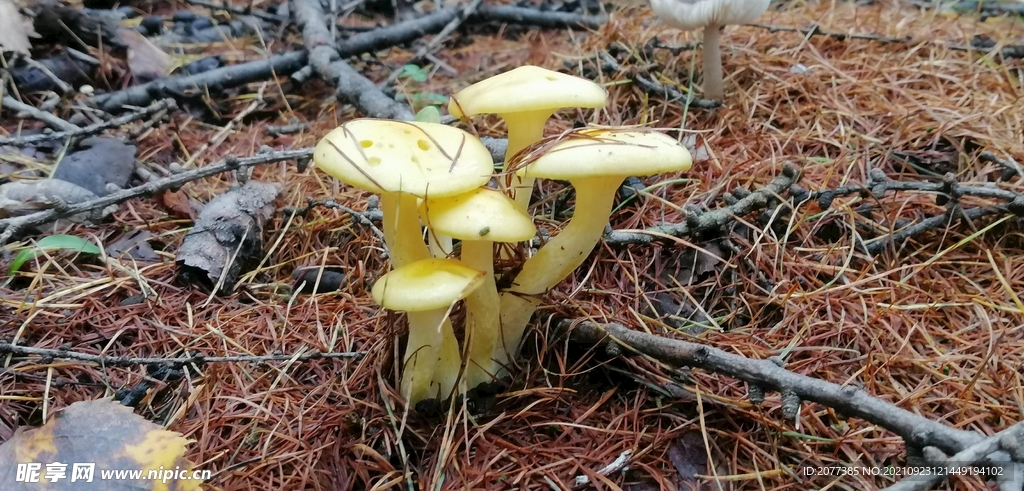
[{"xmin": 2, "ymin": 0, "xmax": 1024, "ymax": 489}]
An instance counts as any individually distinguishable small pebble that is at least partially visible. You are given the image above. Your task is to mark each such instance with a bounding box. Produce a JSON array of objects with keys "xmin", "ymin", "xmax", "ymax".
[
  {"xmin": 79, "ymin": 84, "xmax": 94, "ymax": 95},
  {"xmin": 172, "ymin": 10, "xmax": 197, "ymax": 22},
  {"xmin": 82, "ymin": 7, "xmax": 125, "ymax": 20},
  {"xmin": 178, "ymin": 56, "xmax": 221, "ymax": 75},
  {"xmin": 68, "ymin": 113, "xmax": 89, "ymax": 126},
  {"xmin": 140, "ymin": 16, "xmax": 164, "ymax": 34},
  {"xmin": 619, "ymin": 176, "xmax": 645, "ymax": 200},
  {"xmin": 116, "ymin": 6, "xmax": 139, "ymax": 18},
  {"xmin": 292, "ymin": 266, "xmax": 347, "ymax": 295},
  {"xmin": 120, "ymin": 295, "xmax": 145, "ymax": 306},
  {"xmin": 191, "ymin": 17, "xmax": 213, "ymax": 31},
  {"xmin": 190, "ymin": 25, "xmax": 231, "ymax": 43}
]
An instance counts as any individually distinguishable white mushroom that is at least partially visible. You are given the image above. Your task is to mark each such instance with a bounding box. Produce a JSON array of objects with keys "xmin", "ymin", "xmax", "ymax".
[{"xmin": 648, "ymin": 0, "xmax": 770, "ymax": 99}]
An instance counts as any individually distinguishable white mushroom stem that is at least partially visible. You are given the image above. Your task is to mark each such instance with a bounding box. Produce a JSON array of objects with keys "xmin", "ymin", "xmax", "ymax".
[
  {"xmin": 502, "ymin": 109, "xmax": 555, "ymax": 211},
  {"xmin": 427, "ymin": 232, "xmax": 454, "ymax": 258},
  {"xmin": 461, "ymin": 240, "xmax": 501, "ymax": 387},
  {"xmin": 380, "ymin": 192, "xmax": 463, "ymax": 403},
  {"xmin": 494, "ymin": 176, "xmax": 622, "ymax": 364},
  {"xmin": 702, "ymin": 25, "xmax": 724, "ymax": 100}
]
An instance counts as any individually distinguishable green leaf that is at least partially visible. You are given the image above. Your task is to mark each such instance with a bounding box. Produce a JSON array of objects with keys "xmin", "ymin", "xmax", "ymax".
[
  {"xmin": 414, "ymin": 106, "xmax": 441, "ymax": 124},
  {"xmin": 397, "ymin": 92, "xmax": 449, "ymax": 105},
  {"xmin": 9, "ymin": 234, "xmax": 102, "ymax": 275},
  {"xmin": 399, "ymin": 64, "xmax": 428, "ymax": 82}
]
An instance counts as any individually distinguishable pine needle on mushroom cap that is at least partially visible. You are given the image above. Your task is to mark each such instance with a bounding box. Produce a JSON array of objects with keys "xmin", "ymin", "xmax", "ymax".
[
  {"xmin": 448, "ymin": 65, "xmax": 608, "ymax": 210},
  {"xmin": 496, "ymin": 127, "xmax": 693, "ymax": 370}
]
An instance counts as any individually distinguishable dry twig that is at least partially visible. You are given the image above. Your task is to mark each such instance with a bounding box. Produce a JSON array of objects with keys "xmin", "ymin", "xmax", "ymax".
[
  {"xmin": 594, "ymin": 50, "xmax": 720, "ymax": 109},
  {"xmin": 0, "ymin": 95, "xmax": 80, "ymax": 132},
  {"xmin": 0, "ymin": 341, "xmax": 366, "ymax": 367},
  {"xmin": 292, "ymin": 0, "xmax": 414, "ymax": 119},
  {"xmin": 881, "ymin": 421, "xmax": 1024, "ymax": 491},
  {"xmin": 563, "ymin": 319, "xmax": 986, "ymax": 455},
  {"xmin": 0, "ymin": 99, "xmax": 176, "ymax": 147},
  {"xmin": 0, "ymin": 148, "xmax": 313, "ymax": 245}
]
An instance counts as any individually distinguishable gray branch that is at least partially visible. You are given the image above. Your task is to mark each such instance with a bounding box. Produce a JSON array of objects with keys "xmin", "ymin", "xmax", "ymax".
[
  {"xmin": 604, "ymin": 162, "xmax": 800, "ymax": 246},
  {"xmin": 563, "ymin": 319, "xmax": 985, "ymax": 456},
  {"xmin": 86, "ymin": 6, "xmax": 607, "ymax": 112},
  {"xmin": 1, "ymin": 96, "xmax": 80, "ymax": 132},
  {"xmin": 0, "ymin": 340, "xmax": 365, "ymax": 367},
  {"xmin": 882, "ymin": 421, "xmax": 1024, "ymax": 491},
  {"xmin": 292, "ymin": 0, "xmax": 414, "ymax": 120},
  {"xmin": 0, "ymin": 148, "xmax": 313, "ymax": 245},
  {"xmin": 0, "ymin": 99, "xmax": 176, "ymax": 147}
]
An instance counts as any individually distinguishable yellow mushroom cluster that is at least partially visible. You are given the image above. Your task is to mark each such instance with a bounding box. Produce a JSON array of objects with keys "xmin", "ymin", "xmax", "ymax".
[{"xmin": 312, "ymin": 66, "xmax": 693, "ymax": 407}]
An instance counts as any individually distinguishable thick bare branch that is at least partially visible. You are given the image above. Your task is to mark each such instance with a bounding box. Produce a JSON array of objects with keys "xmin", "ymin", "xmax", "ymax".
[{"xmin": 563, "ymin": 319, "xmax": 986, "ymax": 456}]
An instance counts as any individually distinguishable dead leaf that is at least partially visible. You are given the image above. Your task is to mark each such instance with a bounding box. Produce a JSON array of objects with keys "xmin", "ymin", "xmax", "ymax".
[
  {"xmin": 105, "ymin": 229, "xmax": 159, "ymax": 262},
  {"xmin": 0, "ymin": 398, "xmax": 202, "ymax": 491},
  {"xmin": 155, "ymin": 189, "xmax": 201, "ymax": 220},
  {"xmin": 120, "ymin": 28, "xmax": 171, "ymax": 83},
  {"xmin": 661, "ymin": 241, "xmax": 725, "ymax": 286},
  {"xmin": 176, "ymin": 181, "xmax": 281, "ymax": 294},
  {"xmin": 668, "ymin": 432, "xmax": 709, "ymax": 490},
  {"xmin": 52, "ymin": 137, "xmax": 136, "ymax": 197},
  {"xmin": 0, "ymin": 0, "xmax": 38, "ymax": 56}
]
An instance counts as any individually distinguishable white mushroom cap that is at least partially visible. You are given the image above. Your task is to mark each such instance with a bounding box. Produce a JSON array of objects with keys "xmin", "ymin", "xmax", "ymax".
[
  {"xmin": 371, "ymin": 258, "xmax": 486, "ymax": 312},
  {"xmin": 649, "ymin": 0, "xmax": 771, "ymax": 30}
]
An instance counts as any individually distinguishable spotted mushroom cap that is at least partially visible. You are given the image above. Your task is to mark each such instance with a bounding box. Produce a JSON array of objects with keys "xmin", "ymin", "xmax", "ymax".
[
  {"xmin": 419, "ymin": 187, "xmax": 536, "ymax": 243},
  {"xmin": 313, "ymin": 119, "xmax": 493, "ymax": 198},
  {"xmin": 649, "ymin": 0, "xmax": 771, "ymax": 31}
]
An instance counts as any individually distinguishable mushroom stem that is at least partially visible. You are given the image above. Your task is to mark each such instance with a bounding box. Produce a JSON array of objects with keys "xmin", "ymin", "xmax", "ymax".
[
  {"xmin": 494, "ymin": 177, "xmax": 622, "ymax": 363},
  {"xmin": 381, "ymin": 193, "xmax": 462, "ymax": 403},
  {"xmin": 702, "ymin": 25, "xmax": 724, "ymax": 100},
  {"xmin": 403, "ymin": 309, "xmax": 448, "ymax": 403},
  {"xmin": 427, "ymin": 232, "xmax": 454, "ymax": 258},
  {"xmin": 431, "ymin": 316, "xmax": 463, "ymax": 401},
  {"xmin": 502, "ymin": 110, "xmax": 555, "ymax": 211},
  {"xmin": 461, "ymin": 240, "xmax": 501, "ymax": 387},
  {"xmin": 493, "ymin": 293, "xmax": 543, "ymax": 369},
  {"xmin": 380, "ymin": 192, "xmax": 431, "ymax": 267}
]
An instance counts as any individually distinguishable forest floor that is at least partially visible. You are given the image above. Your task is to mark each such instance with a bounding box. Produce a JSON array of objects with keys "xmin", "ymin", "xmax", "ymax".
[{"xmin": 2, "ymin": 0, "xmax": 1024, "ymax": 489}]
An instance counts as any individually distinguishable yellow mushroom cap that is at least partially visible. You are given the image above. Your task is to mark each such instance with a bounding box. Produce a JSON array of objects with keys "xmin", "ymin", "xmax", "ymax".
[
  {"xmin": 515, "ymin": 129, "xmax": 693, "ymax": 180},
  {"xmin": 313, "ymin": 119, "xmax": 493, "ymax": 198},
  {"xmin": 371, "ymin": 258, "xmax": 486, "ymax": 311},
  {"xmin": 419, "ymin": 188, "xmax": 536, "ymax": 243},
  {"xmin": 448, "ymin": 66, "xmax": 608, "ymax": 120}
]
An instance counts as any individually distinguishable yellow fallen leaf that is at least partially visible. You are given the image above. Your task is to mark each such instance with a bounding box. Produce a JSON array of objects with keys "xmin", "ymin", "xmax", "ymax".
[{"xmin": 0, "ymin": 399, "xmax": 204, "ymax": 490}]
